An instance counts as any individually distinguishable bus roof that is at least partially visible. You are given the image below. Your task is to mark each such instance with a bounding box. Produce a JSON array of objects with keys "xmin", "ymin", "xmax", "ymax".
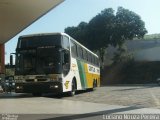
[
  {"xmin": 19, "ymin": 32, "xmax": 99, "ymax": 58},
  {"xmin": 19, "ymin": 32, "xmax": 63, "ymax": 38}
]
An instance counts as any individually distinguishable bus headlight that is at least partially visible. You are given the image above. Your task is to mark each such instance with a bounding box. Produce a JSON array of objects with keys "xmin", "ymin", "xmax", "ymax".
[{"xmin": 16, "ymin": 86, "xmax": 23, "ymax": 89}]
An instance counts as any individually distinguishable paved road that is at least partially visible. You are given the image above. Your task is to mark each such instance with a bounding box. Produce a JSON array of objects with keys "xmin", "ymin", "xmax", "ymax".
[
  {"xmin": 66, "ymin": 85, "xmax": 160, "ymax": 109},
  {"xmin": 0, "ymin": 86, "xmax": 160, "ymax": 120}
]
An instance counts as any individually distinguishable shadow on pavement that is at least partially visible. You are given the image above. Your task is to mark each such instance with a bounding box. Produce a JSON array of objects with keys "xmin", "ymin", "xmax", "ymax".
[
  {"xmin": 0, "ymin": 88, "xmax": 93, "ymax": 99},
  {"xmin": 0, "ymin": 92, "xmax": 34, "ymax": 99},
  {"xmin": 44, "ymin": 89, "xmax": 94, "ymax": 99},
  {"xmin": 110, "ymin": 85, "xmax": 159, "ymax": 92},
  {"xmin": 40, "ymin": 106, "xmax": 142, "ymax": 120}
]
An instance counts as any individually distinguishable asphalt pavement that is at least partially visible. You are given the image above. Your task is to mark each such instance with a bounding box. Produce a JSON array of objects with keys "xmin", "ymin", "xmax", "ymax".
[{"xmin": 0, "ymin": 86, "xmax": 160, "ymax": 120}]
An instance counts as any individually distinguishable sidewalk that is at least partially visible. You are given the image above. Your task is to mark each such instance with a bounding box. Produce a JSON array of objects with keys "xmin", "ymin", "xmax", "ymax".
[{"xmin": 0, "ymin": 93, "xmax": 160, "ymax": 120}]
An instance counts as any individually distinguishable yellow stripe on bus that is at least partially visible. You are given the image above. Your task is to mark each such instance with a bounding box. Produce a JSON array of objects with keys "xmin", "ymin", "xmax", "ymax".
[{"xmin": 84, "ymin": 63, "xmax": 100, "ymax": 88}]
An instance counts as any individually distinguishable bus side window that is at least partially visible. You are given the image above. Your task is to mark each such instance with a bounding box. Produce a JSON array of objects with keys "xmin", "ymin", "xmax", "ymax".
[
  {"xmin": 86, "ymin": 51, "xmax": 88, "ymax": 61},
  {"xmin": 71, "ymin": 41, "xmax": 78, "ymax": 58},
  {"xmin": 88, "ymin": 53, "xmax": 91, "ymax": 63},
  {"xmin": 93, "ymin": 56, "xmax": 95, "ymax": 65},
  {"xmin": 83, "ymin": 49, "xmax": 87, "ymax": 61},
  {"xmin": 63, "ymin": 36, "xmax": 70, "ymax": 50},
  {"xmin": 77, "ymin": 46, "xmax": 83, "ymax": 59}
]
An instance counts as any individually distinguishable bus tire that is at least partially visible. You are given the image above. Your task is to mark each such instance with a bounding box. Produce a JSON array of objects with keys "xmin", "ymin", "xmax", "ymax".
[
  {"xmin": 91, "ymin": 80, "xmax": 97, "ymax": 91},
  {"xmin": 68, "ymin": 80, "xmax": 76, "ymax": 96},
  {"xmin": 32, "ymin": 93, "xmax": 42, "ymax": 97}
]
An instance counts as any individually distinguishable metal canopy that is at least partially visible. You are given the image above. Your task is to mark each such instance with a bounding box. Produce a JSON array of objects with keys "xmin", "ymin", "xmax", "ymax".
[{"xmin": 0, "ymin": 0, "xmax": 64, "ymax": 44}]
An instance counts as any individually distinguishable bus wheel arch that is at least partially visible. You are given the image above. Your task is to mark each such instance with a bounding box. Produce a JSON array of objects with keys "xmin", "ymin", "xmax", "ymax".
[
  {"xmin": 93, "ymin": 79, "xmax": 97, "ymax": 89},
  {"xmin": 95, "ymin": 79, "xmax": 98, "ymax": 87},
  {"xmin": 68, "ymin": 77, "xmax": 77, "ymax": 96},
  {"xmin": 72, "ymin": 77, "xmax": 77, "ymax": 90}
]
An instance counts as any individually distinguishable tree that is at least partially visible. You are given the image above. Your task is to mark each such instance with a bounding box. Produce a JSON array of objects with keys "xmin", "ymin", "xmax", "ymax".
[
  {"xmin": 87, "ymin": 8, "xmax": 115, "ymax": 64},
  {"xmin": 64, "ymin": 7, "xmax": 147, "ymax": 65},
  {"xmin": 111, "ymin": 7, "xmax": 147, "ymax": 63},
  {"xmin": 111, "ymin": 7, "xmax": 147, "ymax": 48},
  {"xmin": 87, "ymin": 8, "xmax": 115, "ymax": 50},
  {"xmin": 65, "ymin": 22, "xmax": 88, "ymax": 43}
]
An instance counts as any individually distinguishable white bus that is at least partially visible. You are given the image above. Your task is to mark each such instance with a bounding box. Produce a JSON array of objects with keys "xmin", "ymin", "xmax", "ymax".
[{"xmin": 13, "ymin": 33, "xmax": 100, "ymax": 96}]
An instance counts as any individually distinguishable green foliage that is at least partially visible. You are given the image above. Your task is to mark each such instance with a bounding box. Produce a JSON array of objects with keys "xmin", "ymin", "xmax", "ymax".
[
  {"xmin": 65, "ymin": 22, "xmax": 88, "ymax": 45},
  {"xmin": 112, "ymin": 45, "xmax": 134, "ymax": 64},
  {"xmin": 112, "ymin": 7, "xmax": 147, "ymax": 47},
  {"xmin": 87, "ymin": 8, "xmax": 115, "ymax": 50},
  {"xmin": 64, "ymin": 7, "xmax": 147, "ymax": 64}
]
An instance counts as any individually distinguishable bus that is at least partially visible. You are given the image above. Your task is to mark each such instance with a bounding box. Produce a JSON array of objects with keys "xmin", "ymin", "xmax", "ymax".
[{"xmin": 13, "ymin": 33, "xmax": 100, "ymax": 96}]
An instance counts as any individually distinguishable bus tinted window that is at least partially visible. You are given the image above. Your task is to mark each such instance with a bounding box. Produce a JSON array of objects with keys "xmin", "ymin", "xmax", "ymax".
[
  {"xmin": 88, "ymin": 53, "xmax": 92, "ymax": 63},
  {"xmin": 77, "ymin": 46, "xmax": 83, "ymax": 59},
  {"xmin": 71, "ymin": 41, "xmax": 77, "ymax": 58},
  {"xmin": 91, "ymin": 55, "xmax": 94, "ymax": 64},
  {"xmin": 96, "ymin": 57, "xmax": 98, "ymax": 66},
  {"xmin": 86, "ymin": 51, "xmax": 88, "ymax": 61},
  {"xmin": 83, "ymin": 50, "xmax": 87, "ymax": 61},
  {"xmin": 62, "ymin": 36, "xmax": 70, "ymax": 50}
]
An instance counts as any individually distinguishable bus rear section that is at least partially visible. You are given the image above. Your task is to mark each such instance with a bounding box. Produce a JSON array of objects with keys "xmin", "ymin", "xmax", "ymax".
[{"xmin": 68, "ymin": 38, "xmax": 100, "ymax": 91}]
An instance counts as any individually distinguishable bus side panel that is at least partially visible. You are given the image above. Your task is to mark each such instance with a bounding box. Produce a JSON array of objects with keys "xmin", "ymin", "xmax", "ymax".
[
  {"xmin": 84, "ymin": 63, "xmax": 100, "ymax": 88},
  {"xmin": 62, "ymin": 58, "xmax": 100, "ymax": 92},
  {"xmin": 76, "ymin": 61, "xmax": 100, "ymax": 89},
  {"xmin": 84, "ymin": 63, "xmax": 93, "ymax": 88},
  {"xmin": 62, "ymin": 58, "xmax": 82, "ymax": 92},
  {"xmin": 77, "ymin": 60, "xmax": 88, "ymax": 89}
]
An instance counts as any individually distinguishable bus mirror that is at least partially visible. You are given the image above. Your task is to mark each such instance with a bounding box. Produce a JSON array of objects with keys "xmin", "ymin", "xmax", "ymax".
[
  {"xmin": 10, "ymin": 55, "xmax": 13, "ymax": 66},
  {"xmin": 64, "ymin": 52, "xmax": 69, "ymax": 63}
]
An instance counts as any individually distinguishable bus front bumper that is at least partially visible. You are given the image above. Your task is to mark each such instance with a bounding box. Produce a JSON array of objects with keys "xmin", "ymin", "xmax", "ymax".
[{"xmin": 15, "ymin": 82, "xmax": 62, "ymax": 93}]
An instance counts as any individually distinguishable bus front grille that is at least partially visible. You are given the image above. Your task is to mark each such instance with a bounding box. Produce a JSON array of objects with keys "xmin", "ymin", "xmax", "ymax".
[{"xmin": 25, "ymin": 79, "xmax": 47, "ymax": 82}]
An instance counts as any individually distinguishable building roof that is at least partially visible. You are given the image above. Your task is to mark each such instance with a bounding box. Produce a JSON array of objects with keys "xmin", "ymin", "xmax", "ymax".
[{"xmin": 0, "ymin": 0, "xmax": 64, "ymax": 44}]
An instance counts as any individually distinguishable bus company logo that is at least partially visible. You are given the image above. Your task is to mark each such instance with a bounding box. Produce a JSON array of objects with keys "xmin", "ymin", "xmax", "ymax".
[
  {"xmin": 87, "ymin": 64, "xmax": 100, "ymax": 74},
  {"xmin": 64, "ymin": 81, "xmax": 70, "ymax": 89},
  {"xmin": 88, "ymin": 65, "xmax": 95, "ymax": 73}
]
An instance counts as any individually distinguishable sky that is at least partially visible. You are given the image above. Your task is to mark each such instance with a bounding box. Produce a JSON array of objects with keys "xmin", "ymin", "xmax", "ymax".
[{"xmin": 5, "ymin": 0, "xmax": 160, "ymax": 63}]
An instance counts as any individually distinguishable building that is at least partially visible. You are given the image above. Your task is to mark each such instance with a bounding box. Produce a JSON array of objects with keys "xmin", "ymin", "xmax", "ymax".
[{"xmin": 104, "ymin": 39, "xmax": 160, "ymax": 65}]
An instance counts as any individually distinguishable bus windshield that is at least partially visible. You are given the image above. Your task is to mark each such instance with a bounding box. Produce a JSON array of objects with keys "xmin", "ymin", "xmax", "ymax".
[
  {"xmin": 15, "ymin": 35, "xmax": 63, "ymax": 75},
  {"xmin": 15, "ymin": 48, "xmax": 62, "ymax": 75}
]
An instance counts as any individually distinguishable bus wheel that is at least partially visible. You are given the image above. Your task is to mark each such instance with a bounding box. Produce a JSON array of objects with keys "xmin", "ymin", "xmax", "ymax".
[
  {"xmin": 68, "ymin": 80, "xmax": 76, "ymax": 96},
  {"xmin": 32, "ymin": 93, "xmax": 42, "ymax": 97},
  {"xmin": 94, "ymin": 80, "xmax": 97, "ymax": 87},
  {"xmin": 91, "ymin": 80, "xmax": 97, "ymax": 91}
]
